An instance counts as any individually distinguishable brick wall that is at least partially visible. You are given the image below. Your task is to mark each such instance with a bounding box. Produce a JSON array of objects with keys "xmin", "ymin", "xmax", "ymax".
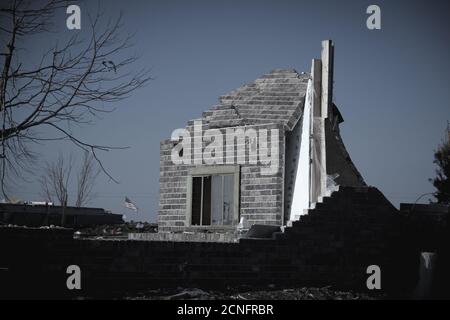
[
  {"xmin": 158, "ymin": 122, "xmax": 286, "ymax": 231},
  {"xmin": 158, "ymin": 69, "xmax": 309, "ymax": 231},
  {"xmin": 159, "ymin": 138, "xmax": 188, "ymax": 230},
  {"xmin": 1, "ymin": 187, "xmax": 420, "ymax": 298}
]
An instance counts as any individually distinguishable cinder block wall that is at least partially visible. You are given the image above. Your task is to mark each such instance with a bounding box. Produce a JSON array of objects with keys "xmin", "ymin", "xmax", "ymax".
[
  {"xmin": 158, "ymin": 122, "xmax": 286, "ymax": 231},
  {"xmin": 159, "ymin": 138, "xmax": 188, "ymax": 230},
  {"xmin": 158, "ymin": 69, "xmax": 309, "ymax": 232},
  {"xmin": 0, "ymin": 187, "xmax": 420, "ymax": 299}
]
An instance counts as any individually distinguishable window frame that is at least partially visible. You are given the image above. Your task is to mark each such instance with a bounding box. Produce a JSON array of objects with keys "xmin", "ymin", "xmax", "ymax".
[{"xmin": 186, "ymin": 165, "xmax": 240, "ymax": 228}]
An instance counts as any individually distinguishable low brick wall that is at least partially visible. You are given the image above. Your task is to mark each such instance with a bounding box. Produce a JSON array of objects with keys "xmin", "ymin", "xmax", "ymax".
[
  {"xmin": 0, "ymin": 187, "xmax": 420, "ymax": 299},
  {"xmin": 128, "ymin": 231, "xmax": 239, "ymax": 242}
]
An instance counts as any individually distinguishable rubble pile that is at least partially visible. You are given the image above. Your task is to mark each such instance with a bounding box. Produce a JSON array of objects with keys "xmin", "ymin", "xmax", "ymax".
[
  {"xmin": 75, "ymin": 221, "xmax": 157, "ymax": 238},
  {"xmin": 125, "ymin": 286, "xmax": 379, "ymax": 300}
]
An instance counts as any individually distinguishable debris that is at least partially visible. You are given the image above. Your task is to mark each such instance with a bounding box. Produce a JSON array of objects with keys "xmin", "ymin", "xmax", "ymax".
[
  {"xmin": 165, "ymin": 288, "xmax": 210, "ymax": 300},
  {"xmin": 124, "ymin": 286, "xmax": 379, "ymax": 300}
]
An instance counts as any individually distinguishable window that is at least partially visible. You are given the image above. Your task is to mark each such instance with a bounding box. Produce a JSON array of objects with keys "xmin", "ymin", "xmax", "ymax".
[
  {"xmin": 191, "ymin": 176, "xmax": 211, "ymax": 225},
  {"xmin": 188, "ymin": 166, "xmax": 239, "ymax": 227}
]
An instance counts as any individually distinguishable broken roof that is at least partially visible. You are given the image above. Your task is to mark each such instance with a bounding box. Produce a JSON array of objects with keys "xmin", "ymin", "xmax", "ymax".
[{"xmin": 200, "ymin": 69, "xmax": 309, "ymax": 131}]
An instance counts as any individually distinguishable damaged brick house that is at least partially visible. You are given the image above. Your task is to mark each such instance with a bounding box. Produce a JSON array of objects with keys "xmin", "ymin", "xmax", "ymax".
[
  {"xmin": 0, "ymin": 41, "xmax": 422, "ymax": 297},
  {"xmin": 159, "ymin": 40, "xmax": 365, "ymax": 233}
]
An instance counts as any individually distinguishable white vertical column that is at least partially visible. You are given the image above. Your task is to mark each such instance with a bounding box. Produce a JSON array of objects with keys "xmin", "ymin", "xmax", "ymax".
[
  {"xmin": 289, "ymin": 79, "xmax": 313, "ymax": 221},
  {"xmin": 288, "ymin": 40, "xmax": 334, "ymax": 221}
]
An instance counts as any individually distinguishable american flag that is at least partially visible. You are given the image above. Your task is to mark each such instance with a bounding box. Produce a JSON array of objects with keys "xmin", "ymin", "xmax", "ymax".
[{"xmin": 124, "ymin": 196, "xmax": 138, "ymax": 212}]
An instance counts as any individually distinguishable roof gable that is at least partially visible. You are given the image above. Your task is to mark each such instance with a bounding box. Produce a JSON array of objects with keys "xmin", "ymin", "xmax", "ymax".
[{"xmin": 202, "ymin": 69, "xmax": 309, "ymax": 131}]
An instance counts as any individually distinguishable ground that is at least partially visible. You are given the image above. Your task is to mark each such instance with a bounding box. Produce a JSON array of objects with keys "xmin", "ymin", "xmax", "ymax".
[{"xmin": 122, "ymin": 287, "xmax": 381, "ymax": 300}]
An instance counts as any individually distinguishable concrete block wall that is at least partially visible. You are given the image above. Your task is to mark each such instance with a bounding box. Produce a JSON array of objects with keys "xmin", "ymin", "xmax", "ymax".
[
  {"xmin": 0, "ymin": 187, "xmax": 420, "ymax": 298},
  {"xmin": 158, "ymin": 69, "xmax": 309, "ymax": 231},
  {"xmin": 239, "ymin": 123, "xmax": 285, "ymax": 226},
  {"xmin": 158, "ymin": 122, "xmax": 286, "ymax": 231},
  {"xmin": 159, "ymin": 138, "xmax": 189, "ymax": 230}
]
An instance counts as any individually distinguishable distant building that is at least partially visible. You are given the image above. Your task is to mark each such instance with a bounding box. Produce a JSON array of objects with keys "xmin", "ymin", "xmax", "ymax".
[{"xmin": 0, "ymin": 203, "xmax": 123, "ymax": 228}]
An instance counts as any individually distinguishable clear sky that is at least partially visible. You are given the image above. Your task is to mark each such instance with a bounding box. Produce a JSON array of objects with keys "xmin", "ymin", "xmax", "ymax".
[{"xmin": 5, "ymin": 0, "xmax": 450, "ymax": 222}]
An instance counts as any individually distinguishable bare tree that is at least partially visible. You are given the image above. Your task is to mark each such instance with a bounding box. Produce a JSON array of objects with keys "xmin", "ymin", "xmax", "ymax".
[
  {"xmin": 40, "ymin": 153, "xmax": 72, "ymax": 207},
  {"xmin": 41, "ymin": 151, "xmax": 99, "ymax": 207},
  {"xmin": 76, "ymin": 150, "xmax": 100, "ymax": 207},
  {"xmin": 0, "ymin": 0, "xmax": 151, "ymax": 197},
  {"xmin": 40, "ymin": 154, "xmax": 71, "ymax": 226},
  {"xmin": 40, "ymin": 151, "xmax": 100, "ymax": 226}
]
